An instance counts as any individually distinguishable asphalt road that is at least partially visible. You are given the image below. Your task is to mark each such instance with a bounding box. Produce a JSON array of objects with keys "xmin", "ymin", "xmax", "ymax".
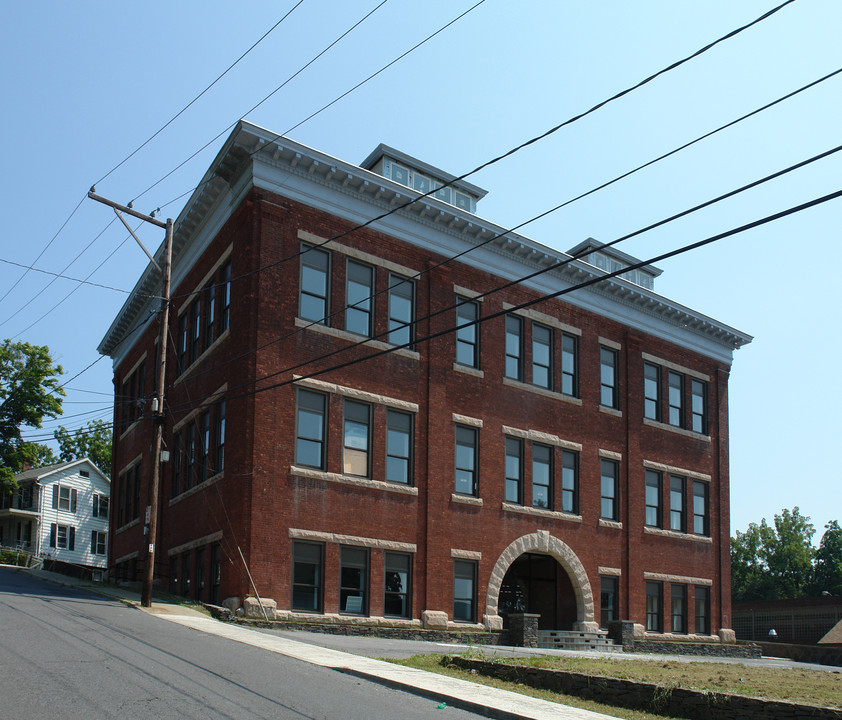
[{"xmin": 0, "ymin": 568, "xmax": 485, "ymax": 720}]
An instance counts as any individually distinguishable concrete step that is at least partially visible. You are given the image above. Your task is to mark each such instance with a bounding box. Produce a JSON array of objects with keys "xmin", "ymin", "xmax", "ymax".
[{"xmin": 536, "ymin": 629, "xmax": 620, "ymax": 652}]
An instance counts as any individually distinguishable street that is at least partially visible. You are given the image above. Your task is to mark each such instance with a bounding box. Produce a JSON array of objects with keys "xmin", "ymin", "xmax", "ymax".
[{"xmin": 0, "ymin": 568, "xmax": 485, "ymax": 720}]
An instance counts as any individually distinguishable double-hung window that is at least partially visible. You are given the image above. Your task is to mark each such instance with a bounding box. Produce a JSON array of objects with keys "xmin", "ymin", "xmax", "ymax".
[
  {"xmin": 600, "ymin": 576, "xmax": 619, "ymax": 628},
  {"xmin": 93, "ymin": 493, "xmax": 109, "ymax": 518},
  {"xmin": 504, "ymin": 315, "xmax": 522, "ymax": 380},
  {"xmin": 670, "ymin": 475, "xmax": 686, "ymax": 532},
  {"xmin": 695, "ymin": 586, "xmax": 710, "ymax": 634},
  {"xmin": 455, "ymin": 297, "xmax": 479, "ymax": 368},
  {"xmin": 214, "ymin": 400, "xmax": 226, "ymax": 474},
  {"xmin": 644, "ymin": 362, "xmax": 660, "ymax": 421},
  {"xmin": 299, "ymin": 244, "xmax": 330, "ymax": 324},
  {"xmin": 292, "ymin": 541, "xmax": 323, "ymax": 612},
  {"xmin": 454, "ymin": 425, "xmax": 478, "ymax": 496},
  {"xmin": 384, "ymin": 552, "xmax": 411, "ymax": 618},
  {"xmin": 691, "ymin": 379, "xmax": 707, "ymax": 434},
  {"xmin": 561, "ymin": 333, "xmax": 578, "ymax": 396},
  {"xmin": 296, "ymin": 389, "xmax": 327, "ymax": 469},
  {"xmin": 532, "ymin": 323, "xmax": 552, "ymax": 389},
  {"xmin": 600, "ymin": 459, "xmax": 619, "ymax": 521},
  {"xmin": 385, "ymin": 410, "xmax": 412, "ymax": 484},
  {"xmin": 531, "ymin": 444, "xmax": 552, "ymax": 509},
  {"xmin": 178, "ymin": 314, "xmax": 189, "ymax": 374},
  {"xmin": 646, "ymin": 581, "xmax": 662, "ymax": 632},
  {"xmin": 453, "ymin": 560, "xmax": 477, "ymax": 622},
  {"xmin": 600, "ymin": 347, "xmax": 618, "ymax": 408},
  {"xmin": 345, "ymin": 260, "xmax": 373, "ymax": 337},
  {"xmin": 693, "ymin": 480, "xmax": 709, "ymax": 536},
  {"xmin": 219, "ymin": 260, "xmax": 231, "ymax": 333},
  {"xmin": 671, "ymin": 584, "xmax": 687, "ymax": 633},
  {"xmin": 343, "ymin": 401, "xmax": 370, "ymax": 477},
  {"xmin": 198, "ymin": 411, "xmax": 210, "ymax": 483},
  {"xmin": 645, "ymin": 470, "xmax": 662, "ymax": 527},
  {"xmin": 203, "ymin": 281, "xmax": 215, "ymax": 351},
  {"xmin": 190, "ymin": 298, "xmax": 201, "ymax": 365},
  {"xmin": 668, "ymin": 371, "xmax": 684, "ymax": 427},
  {"xmin": 387, "ymin": 274, "xmax": 414, "ymax": 347},
  {"xmin": 339, "ymin": 546, "xmax": 368, "ymax": 615},
  {"xmin": 185, "ymin": 425, "xmax": 195, "ymax": 490},
  {"xmin": 561, "ymin": 450, "xmax": 578, "ymax": 514},
  {"xmin": 91, "ymin": 530, "xmax": 107, "ymax": 555},
  {"xmin": 504, "ymin": 437, "xmax": 523, "ymax": 504}
]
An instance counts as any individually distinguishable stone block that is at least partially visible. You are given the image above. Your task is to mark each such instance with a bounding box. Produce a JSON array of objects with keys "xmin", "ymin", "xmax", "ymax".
[
  {"xmin": 422, "ymin": 610, "xmax": 449, "ymax": 629},
  {"xmin": 243, "ymin": 596, "xmax": 277, "ymax": 619}
]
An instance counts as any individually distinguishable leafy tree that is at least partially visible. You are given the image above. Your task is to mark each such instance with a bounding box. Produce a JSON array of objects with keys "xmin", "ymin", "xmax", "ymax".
[
  {"xmin": 54, "ymin": 419, "xmax": 112, "ymax": 475},
  {"xmin": 811, "ymin": 520, "xmax": 842, "ymax": 596},
  {"xmin": 0, "ymin": 340, "xmax": 64, "ymax": 494},
  {"xmin": 731, "ymin": 507, "xmax": 815, "ymax": 602}
]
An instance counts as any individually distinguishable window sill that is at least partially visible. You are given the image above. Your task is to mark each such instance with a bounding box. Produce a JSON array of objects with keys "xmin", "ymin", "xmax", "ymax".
[
  {"xmin": 599, "ymin": 519, "xmax": 623, "ymax": 529},
  {"xmin": 451, "ymin": 493, "xmax": 483, "ymax": 506},
  {"xmin": 502, "ymin": 502, "xmax": 582, "ymax": 523},
  {"xmin": 643, "ymin": 418, "xmax": 710, "ymax": 442},
  {"xmin": 277, "ymin": 609, "xmax": 423, "ymax": 627},
  {"xmin": 453, "ymin": 363, "xmax": 484, "ymax": 378},
  {"xmin": 599, "ymin": 405, "xmax": 622, "ymax": 418},
  {"xmin": 502, "ymin": 377, "xmax": 582, "ymax": 406},
  {"xmin": 290, "ymin": 466, "xmax": 419, "ymax": 495},
  {"xmin": 115, "ymin": 518, "xmax": 141, "ymax": 534},
  {"xmin": 295, "ymin": 318, "xmax": 420, "ymax": 361},
  {"xmin": 644, "ymin": 526, "xmax": 712, "ymax": 544},
  {"xmin": 169, "ymin": 471, "xmax": 225, "ymax": 506}
]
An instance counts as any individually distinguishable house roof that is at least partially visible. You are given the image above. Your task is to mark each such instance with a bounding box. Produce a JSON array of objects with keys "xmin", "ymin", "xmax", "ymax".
[{"xmin": 14, "ymin": 458, "xmax": 110, "ymax": 485}]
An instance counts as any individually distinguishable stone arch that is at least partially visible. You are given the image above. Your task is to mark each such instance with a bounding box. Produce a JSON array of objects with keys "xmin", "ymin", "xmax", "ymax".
[{"xmin": 484, "ymin": 530, "xmax": 598, "ymax": 632}]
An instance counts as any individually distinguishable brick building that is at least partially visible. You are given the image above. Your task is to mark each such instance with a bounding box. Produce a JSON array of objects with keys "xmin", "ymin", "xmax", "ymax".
[{"xmin": 99, "ymin": 121, "xmax": 750, "ymax": 640}]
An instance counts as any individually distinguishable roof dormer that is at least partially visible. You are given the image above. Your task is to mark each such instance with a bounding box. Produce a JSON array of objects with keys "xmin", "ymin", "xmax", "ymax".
[{"xmin": 568, "ymin": 238, "xmax": 663, "ymax": 291}]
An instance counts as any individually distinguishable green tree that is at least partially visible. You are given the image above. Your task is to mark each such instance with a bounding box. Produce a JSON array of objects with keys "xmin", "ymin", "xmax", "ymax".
[
  {"xmin": 0, "ymin": 340, "xmax": 64, "ymax": 494},
  {"xmin": 54, "ymin": 419, "xmax": 112, "ymax": 475},
  {"xmin": 731, "ymin": 507, "xmax": 815, "ymax": 602},
  {"xmin": 811, "ymin": 520, "xmax": 842, "ymax": 596}
]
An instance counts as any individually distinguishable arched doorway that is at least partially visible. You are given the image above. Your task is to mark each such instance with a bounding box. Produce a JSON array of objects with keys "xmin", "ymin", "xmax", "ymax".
[
  {"xmin": 485, "ymin": 531, "xmax": 598, "ymax": 632},
  {"xmin": 498, "ymin": 552, "xmax": 577, "ymax": 630}
]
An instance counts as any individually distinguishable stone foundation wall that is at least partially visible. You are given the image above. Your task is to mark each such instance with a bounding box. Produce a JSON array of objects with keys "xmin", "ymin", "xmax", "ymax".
[
  {"xmin": 753, "ymin": 642, "xmax": 842, "ymax": 668},
  {"xmin": 632, "ymin": 640, "xmax": 761, "ymax": 659}
]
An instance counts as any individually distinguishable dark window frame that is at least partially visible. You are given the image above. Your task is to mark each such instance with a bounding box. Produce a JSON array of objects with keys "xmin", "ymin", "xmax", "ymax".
[
  {"xmin": 561, "ymin": 449, "xmax": 579, "ymax": 515},
  {"xmin": 504, "ymin": 436, "xmax": 523, "ymax": 505},
  {"xmin": 600, "ymin": 575, "xmax": 619, "ymax": 629},
  {"xmin": 644, "ymin": 362, "xmax": 661, "ymax": 421},
  {"xmin": 292, "ymin": 541, "xmax": 324, "ymax": 613},
  {"xmin": 342, "ymin": 400, "xmax": 371, "ymax": 478},
  {"xmin": 670, "ymin": 474, "xmax": 686, "ymax": 533},
  {"xmin": 455, "ymin": 296, "xmax": 479, "ymax": 368},
  {"xmin": 600, "ymin": 346, "xmax": 619, "ymax": 408},
  {"xmin": 299, "ymin": 243, "xmax": 331, "ymax": 325},
  {"xmin": 339, "ymin": 545, "xmax": 369, "ymax": 616},
  {"xmin": 693, "ymin": 480, "xmax": 709, "ymax": 536},
  {"xmin": 345, "ymin": 259, "xmax": 374, "ymax": 337},
  {"xmin": 691, "ymin": 379, "xmax": 708, "ymax": 434},
  {"xmin": 645, "ymin": 469, "xmax": 662, "ymax": 528},
  {"xmin": 387, "ymin": 273, "xmax": 415, "ymax": 348},
  {"xmin": 454, "ymin": 425, "xmax": 478, "ymax": 497},
  {"xmin": 668, "ymin": 371, "xmax": 684, "ymax": 427},
  {"xmin": 453, "ymin": 559, "xmax": 477, "ymax": 623},
  {"xmin": 295, "ymin": 389, "xmax": 327, "ymax": 470},
  {"xmin": 671, "ymin": 583, "xmax": 687, "ymax": 634},
  {"xmin": 384, "ymin": 551, "xmax": 411, "ymax": 618},
  {"xmin": 531, "ymin": 443, "xmax": 552, "ymax": 510},
  {"xmin": 561, "ymin": 332, "xmax": 578, "ymax": 397},
  {"xmin": 504, "ymin": 315, "xmax": 523, "ymax": 381},
  {"xmin": 385, "ymin": 409, "xmax": 413, "ymax": 485},
  {"xmin": 646, "ymin": 581, "xmax": 663, "ymax": 632},
  {"xmin": 531, "ymin": 323, "xmax": 552, "ymax": 390},
  {"xmin": 600, "ymin": 458, "xmax": 619, "ymax": 521}
]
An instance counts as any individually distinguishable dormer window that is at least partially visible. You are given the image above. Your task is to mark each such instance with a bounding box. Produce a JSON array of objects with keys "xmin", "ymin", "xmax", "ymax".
[{"xmin": 568, "ymin": 239, "xmax": 662, "ymax": 291}]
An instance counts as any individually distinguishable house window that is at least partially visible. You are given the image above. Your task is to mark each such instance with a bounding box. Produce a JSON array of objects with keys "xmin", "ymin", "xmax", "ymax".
[
  {"xmin": 646, "ymin": 581, "xmax": 663, "ymax": 632},
  {"xmin": 190, "ymin": 297, "xmax": 201, "ymax": 365},
  {"xmin": 504, "ymin": 437, "xmax": 522, "ymax": 504},
  {"xmin": 454, "ymin": 425, "xmax": 478, "ymax": 496},
  {"xmin": 644, "ymin": 362, "xmax": 660, "ymax": 421},
  {"xmin": 50, "ymin": 524, "xmax": 75, "ymax": 551},
  {"xmin": 203, "ymin": 281, "xmax": 215, "ymax": 351},
  {"xmin": 600, "ymin": 459, "xmax": 619, "ymax": 521},
  {"xmin": 20, "ymin": 484, "xmax": 34, "ymax": 509},
  {"xmin": 600, "ymin": 346, "xmax": 618, "ymax": 408},
  {"xmin": 670, "ymin": 475, "xmax": 686, "ymax": 532},
  {"xmin": 455, "ymin": 297, "xmax": 479, "ymax": 368},
  {"xmin": 600, "ymin": 576, "xmax": 619, "ymax": 628},
  {"xmin": 691, "ymin": 379, "xmax": 707, "ymax": 434},
  {"xmin": 299, "ymin": 243, "xmax": 330, "ymax": 324},
  {"xmin": 219, "ymin": 260, "xmax": 231, "ymax": 333},
  {"xmin": 343, "ymin": 400, "xmax": 370, "ymax": 477},
  {"xmin": 345, "ymin": 260, "xmax": 373, "ymax": 337},
  {"xmin": 53, "ymin": 485, "xmax": 76, "ymax": 513},
  {"xmin": 198, "ymin": 411, "xmax": 210, "ymax": 483},
  {"xmin": 561, "ymin": 333, "xmax": 578, "ymax": 397},
  {"xmin": 215, "ymin": 400, "xmax": 226, "ymax": 474},
  {"xmin": 645, "ymin": 470, "xmax": 662, "ymax": 528},
  {"xmin": 387, "ymin": 273, "xmax": 414, "ymax": 347},
  {"xmin": 296, "ymin": 389, "xmax": 327, "ymax": 469},
  {"xmin": 453, "ymin": 559, "xmax": 477, "ymax": 622},
  {"xmin": 384, "ymin": 551, "xmax": 411, "ymax": 618},
  {"xmin": 693, "ymin": 480, "xmax": 709, "ymax": 536},
  {"xmin": 695, "ymin": 586, "xmax": 710, "ymax": 635},
  {"xmin": 93, "ymin": 493, "xmax": 109, "ymax": 518},
  {"xmin": 292, "ymin": 541, "xmax": 323, "ymax": 612},
  {"xmin": 532, "ymin": 323, "xmax": 552, "ymax": 389},
  {"xmin": 531, "ymin": 443, "xmax": 552, "ymax": 509},
  {"xmin": 339, "ymin": 546, "xmax": 368, "ymax": 615},
  {"xmin": 561, "ymin": 449, "xmax": 578, "ymax": 514},
  {"xmin": 91, "ymin": 530, "xmax": 107, "ymax": 555},
  {"xmin": 668, "ymin": 371, "xmax": 684, "ymax": 427},
  {"xmin": 671, "ymin": 584, "xmax": 687, "ymax": 633},
  {"xmin": 385, "ymin": 409, "xmax": 412, "ymax": 485},
  {"xmin": 504, "ymin": 315, "xmax": 522, "ymax": 380}
]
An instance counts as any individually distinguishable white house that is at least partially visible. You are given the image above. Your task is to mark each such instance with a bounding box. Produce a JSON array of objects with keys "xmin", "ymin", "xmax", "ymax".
[{"xmin": 0, "ymin": 459, "xmax": 110, "ymax": 571}]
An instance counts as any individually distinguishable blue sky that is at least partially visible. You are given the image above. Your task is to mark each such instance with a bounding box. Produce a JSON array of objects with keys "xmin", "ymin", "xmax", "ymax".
[{"xmin": 1, "ymin": 0, "xmax": 839, "ymax": 542}]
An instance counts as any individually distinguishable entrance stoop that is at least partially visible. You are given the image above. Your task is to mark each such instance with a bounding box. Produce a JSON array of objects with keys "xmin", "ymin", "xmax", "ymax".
[{"xmin": 536, "ymin": 629, "xmax": 620, "ymax": 652}]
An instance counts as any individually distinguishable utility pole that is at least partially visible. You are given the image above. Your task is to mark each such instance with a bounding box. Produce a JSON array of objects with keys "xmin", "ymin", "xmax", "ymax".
[{"xmin": 88, "ymin": 190, "xmax": 173, "ymax": 608}]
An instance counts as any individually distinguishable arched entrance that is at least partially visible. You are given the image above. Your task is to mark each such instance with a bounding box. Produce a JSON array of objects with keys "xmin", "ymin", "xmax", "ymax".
[{"xmin": 484, "ymin": 531, "xmax": 598, "ymax": 632}]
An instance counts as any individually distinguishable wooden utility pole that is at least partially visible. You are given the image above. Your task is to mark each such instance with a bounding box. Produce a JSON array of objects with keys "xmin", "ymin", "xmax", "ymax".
[{"xmin": 88, "ymin": 191, "xmax": 173, "ymax": 608}]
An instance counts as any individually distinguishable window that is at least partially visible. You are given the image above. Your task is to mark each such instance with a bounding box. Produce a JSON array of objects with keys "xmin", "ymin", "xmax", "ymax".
[
  {"xmin": 292, "ymin": 541, "xmax": 323, "ymax": 612},
  {"xmin": 172, "ymin": 431, "xmax": 182, "ymax": 496},
  {"xmin": 50, "ymin": 524, "xmax": 75, "ymax": 551},
  {"xmin": 531, "ymin": 444, "xmax": 552, "ymax": 509},
  {"xmin": 296, "ymin": 389, "xmax": 327, "ymax": 469},
  {"xmin": 385, "ymin": 410, "xmax": 412, "ymax": 485},
  {"xmin": 668, "ymin": 371, "xmax": 684, "ymax": 427},
  {"xmin": 345, "ymin": 260, "xmax": 373, "ymax": 337},
  {"xmin": 91, "ymin": 530, "xmax": 107, "ymax": 555},
  {"xmin": 203, "ymin": 282, "xmax": 215, "ymax": 351},
  {"xmin": 600, "ymin": 347, "xmax": 618, "ymax": 408},
  {"xmin": 214, "ymin": 400, "xmax": 226, "ymax": 475},
  {"xmin": 53, "ymin": 485, "xmax": 76, "ymax": 513},
  {"xmin": 343, "ymin": 401, "xmax": 371, "ymax": 477},
  {"xmin": 219, "ymin": 260, "xmax": 231, "ymax": 333},
  {"xmin": 299, "ymin": 243, "xmax": 330, "ymax": 324},
  {"xmin": 198, "ymin": 411, "xmax": 210, "ymax": 483},
  {"xmin": 645, "ymin": 470, "xmax": 662, "ymax": 528},
  {"xmin": 695, "ymin": 586, "xmax": 710, "ymax": 635},
  {"xmin": 532, "ymin": 323, "xmax": 552, "ymax": 389},
  {"xmin": 384, "ymin": 552, "xmax": 411, "ymax": 618},
  {"xmin": 670, "ymin": 475, "xmax": 686, "ymax": 532},
  {"xmin": 691, "ymin": 379, "xmax": 707, "ymax": 434},
  {"xmin": 646, "ymin": 581, "xmax": 662, "ymax": 632},
  {"xmin": 561, "ymin": 333, "xmax": 578, "ymax": 396},
  {"xmin": 339, "ymin": 546, "xmax": 368, "ymax": 615},
  {"xmin": 455, "ymin": 297, "xmax": 479, "ymax": 368},
  {"xmin": 453, "ymin": 560, "xmax": 477, "ymax": 622},
  {"xmin": 504, "ymin": 437, "xmax": 523, "ymax": 504},
  {"xmin": 185, "ymin": 424, "xmax": 195, "ymax": 490},
  {"xmin": 600, "ymin": 576, "xmax": 619, "ymax": 628},
  {"xmin": 561, "ymin": 449, "xmax": 578, "ymax": 514},
  {"xmin": 387, "ymin": 273, "xmax": 414, "ymax": 347},
  {"xmin": 644, "ymin": 362, "xmax": 660, "ymax": 421},
  {"xmin": 454, "ymin": 425, "xmax": 478, "ymax": 496},
  {"xmin": 177, "ymin": 314, "xmax": 189, "ymax": 374},
  {"xmin": 693, "ymin": 480, "xmax": 709, "ymax": 536},
  {"xmin": 132, "ymin": 465, "xmax": 141, "ymax": 521},
  {"xmin": 600, "ymin": 459, "xmax": 619, "ymax": 521},
  {"xmin": 671, "ymin": 584, "xmax": 687, "ymax": 633},
  {"xmin": 190, "ymin": 297, "xmax": 201, "ymax": 365},
  {"xmin": 93, "ymin": 493, "xmax": 109, "ymax": 518},
  {"xmin": 504, "ymin": 315, "xmax": 522, "ymax": 380}
]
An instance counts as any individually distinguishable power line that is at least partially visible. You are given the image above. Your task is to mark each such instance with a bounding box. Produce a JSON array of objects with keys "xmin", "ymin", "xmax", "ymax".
[{"xmin": 0, "ymin": 256, "xmax": 133, "ymax": 296}]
